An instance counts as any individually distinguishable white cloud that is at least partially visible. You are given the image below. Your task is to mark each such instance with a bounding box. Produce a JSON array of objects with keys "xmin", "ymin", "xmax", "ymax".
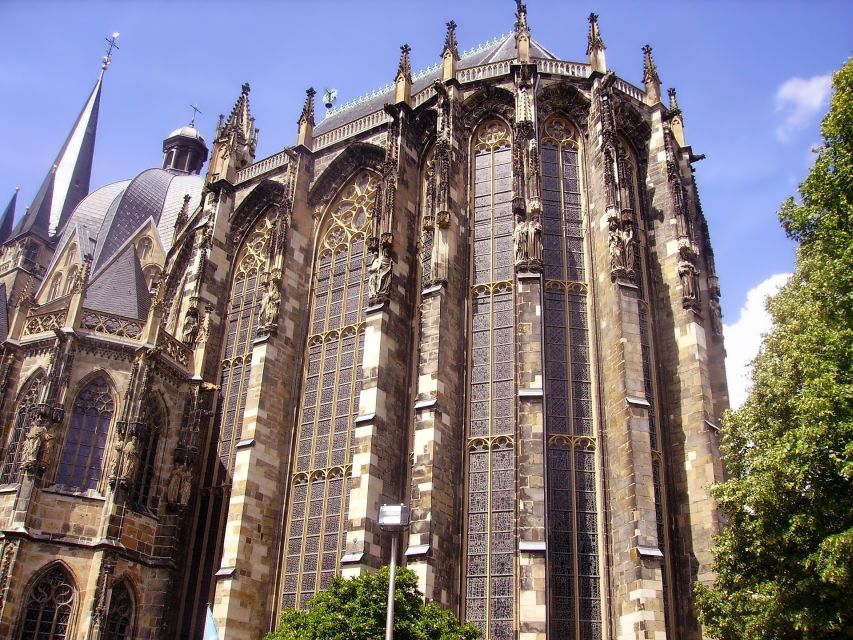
[
  {"xmin": 724, "ymin": 273, "xmax": 792, "ymax": 409},
  {"xmin": 774, "ymin": 74, "xmax": 832, "ymax": 142}
]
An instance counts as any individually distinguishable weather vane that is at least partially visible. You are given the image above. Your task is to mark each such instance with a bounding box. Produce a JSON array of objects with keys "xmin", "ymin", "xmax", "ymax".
[
  {"xmin": 190, "ymin": 104, "xmax": 202, "ymax": 127},
  {"xmin": 102, "ymin": 32, "xmax": 120, "ymax": 70}
]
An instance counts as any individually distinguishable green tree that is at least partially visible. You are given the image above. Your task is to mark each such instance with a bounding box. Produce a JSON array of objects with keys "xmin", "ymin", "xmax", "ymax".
[
  {"xmin": 266, "ymin": 567, "xmax": 480, "ymax": 640},
  {"xmin": 696, "ymin": 58, "xmax": 853, "ymax": 639}
]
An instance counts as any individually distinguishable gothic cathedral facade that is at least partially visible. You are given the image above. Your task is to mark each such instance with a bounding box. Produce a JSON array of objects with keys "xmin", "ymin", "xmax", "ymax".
[{"xmin": 0, "ymin": 7, "xmax": 727, "ymax": 640}]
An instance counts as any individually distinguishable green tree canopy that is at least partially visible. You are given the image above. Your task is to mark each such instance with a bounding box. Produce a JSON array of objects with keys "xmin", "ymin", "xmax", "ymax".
[
  {"xmin": 266, "ymin": 567, "xmax": 480, "ymax": 640},
  {"xmin": 696, "ymin": 58, "xmax": 853, "ymax": 639}
]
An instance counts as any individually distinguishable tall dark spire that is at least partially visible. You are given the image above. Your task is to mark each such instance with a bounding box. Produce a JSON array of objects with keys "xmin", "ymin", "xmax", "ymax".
[
  {"xmin": 12, "ymin": 35, "xmax": 116, "ymax": 241},
  {"xmin": 0, "ymin": 189, "xmax": 18, "ymax": 245}
]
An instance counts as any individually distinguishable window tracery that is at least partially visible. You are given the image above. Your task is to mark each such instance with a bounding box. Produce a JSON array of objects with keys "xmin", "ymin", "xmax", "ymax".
[
  {"xmin": 47, "ymin": 272, "xmax": 63, "ymax": 301},
  {"xmin": 56, "ymin": 377, "xmax": 114, "ymax": 491},
  {"xmin": 280, "ymin": 170, "xmax": 376, "ymax": 610},
  {"xmin": 0, "ymin": 371, "xmax": 45, "ymax": 484},
  {"xmin": 65, "ymin": 243, "xmax": 77, "ymax": 266},
  {"xmin": 217, "ymin": 209, "xmax": 275, "ymax": 476},
  {"xmin": 104, "ymin": 580, "xmax": 134, "ymax": 640},
  {"xmin": 63, "ymin": 266, "xmax": 78, "ymax": 296},
  {"xmin": 465, "ymin": 118, "xmax": 515, "ymax": 640},
  {"xmin": 540, "ymin": 114, "xmax": 602, "ymax": 638},
  {"xmin": 128, "ymin": 399, "xmax": 164, "ymax": 508},
  {"xmin": 19, "ymin": 565, "xmax": 76, "ymax": 640}
]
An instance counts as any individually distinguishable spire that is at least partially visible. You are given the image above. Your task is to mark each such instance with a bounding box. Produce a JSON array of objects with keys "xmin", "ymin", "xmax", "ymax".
[
  {"xmin": 394, "ymin": 45, "xmax": 413, "ymax": 106},
  {"xmin": 206, "ymin": 83, "xmax": 259, "ymax": 184},
  {"xmin": 586, "ymin": 13, "xmax": 607, "ymax": 74},
  {"xmin": 642, "ymin": 44, "xmax": 662, "ymax": 105},
  {"xmin": 441, "ymin": 20, "xmax": 459, "ymax": 82},
  {"xmin": 514, "ymin": 1, "xmax": 531, "ymax": 63},
  {"xmin": 14, "ymin": 60, "xmax": 107, "ymax": 240},
  {"xmin": 296, "ymin": 88, "xmax": 316, "ymax": 149},
  {"xmin": 668, "ymin": 87, "xmax": 687, "ymax": 147},
  {"xmin": 0, "ymin": 189, "xmax": 18, "ymax": 245}
]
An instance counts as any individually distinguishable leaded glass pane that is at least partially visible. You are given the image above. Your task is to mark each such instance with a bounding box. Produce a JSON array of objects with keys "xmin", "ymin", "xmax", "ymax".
[
  {"xmin": 20, "ymin": 566, "xmax": 75, "ymax": 640},
  {"xmin": 0, "ymin": 372, "xmax": 44, "ymax": 484},
  {"xmin": 56, "ymin": 377, "xmax": 114, "ymax": 491}
]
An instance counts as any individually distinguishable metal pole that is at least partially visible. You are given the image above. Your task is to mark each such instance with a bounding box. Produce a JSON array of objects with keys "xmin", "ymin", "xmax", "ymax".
[{"xmin": 385, "ymin": 532, "xmax": 398, "ymax": 640}]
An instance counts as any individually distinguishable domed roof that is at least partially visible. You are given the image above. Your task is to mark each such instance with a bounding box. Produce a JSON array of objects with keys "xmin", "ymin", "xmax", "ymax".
[
  {"xmin": 167, "ymin": 124, "xmax": 206, "ymax": 145},
  {"xmin": 55, "ymin": 167, "xmax": 204, "ymax": 273}
]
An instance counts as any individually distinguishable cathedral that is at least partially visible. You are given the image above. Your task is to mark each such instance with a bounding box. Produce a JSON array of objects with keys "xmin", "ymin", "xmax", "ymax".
[{"xmin": 0, "ymin": 5, "xmax": 728, "ymax": 639}]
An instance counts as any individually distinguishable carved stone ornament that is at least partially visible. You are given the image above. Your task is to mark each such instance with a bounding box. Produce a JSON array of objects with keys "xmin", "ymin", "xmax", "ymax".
[
  {"xmin": 182, "ymin": 306, "xmax": 200, "ymax": 346},
  {"xmin": 167, "ymin": 461, "xmax": 194, "ymax": 510},
  {"xmin": 608, "ymin": 217, "xmax": 636, "ymax": 282},
  {"xmin": 258, "ymin": 278, "xmax": 282, "ymax": 335},
  {"xmin": 367, "ymin": 246, "xmax": 393, "ymax": 303},
  {"xmin": 22, "ymin": 416, "xmax": 54, "ymax": 474},
  {"xmin": 513, "ymin": 213, "xmax": 543, "ymax": 273},
  {"xmin": 678, "ymin": 258, "xmax": 700, "ymax": 310},
  {"xmin": 436, "ymin": 210, "xmax": 451, "ymax": 228},
  {"xmin": 709, "ymin": 297, "xmax": 724, "ymax": 339}
]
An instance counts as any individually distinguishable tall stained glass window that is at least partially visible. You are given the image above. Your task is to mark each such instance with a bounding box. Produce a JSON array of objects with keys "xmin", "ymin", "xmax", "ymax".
[
  {"xmin": 217, "ymin": 209, "xmax": 275, "ymax": 476},
  {"xmin": 0, "ymin": 371, "xmax": 45, "ymax": 484},
  {"xmin": 540, "ymin": 115, "xmax": 602, "ymax": 639},
  {"xmin": 19, "ymin": 565, "xmax": 76, "ymax": 640},
  {"xmin": 128, "ymin": 399, "xmax": 164, "ymax": 508},
  {"xmin": 465, "ymin": 118, "xmax": 515, "ymax": 640},
  {"xmin": 280, "ymin": 171, "xmax": 375, "ymax": 610},
  {"xmin": 56, "ymin": 377, "xmax": 114, "ymax": 491}
]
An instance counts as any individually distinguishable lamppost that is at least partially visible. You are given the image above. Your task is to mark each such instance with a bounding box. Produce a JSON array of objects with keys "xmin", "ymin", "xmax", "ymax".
[{"xmin": 377, "ymin": 503, "xmax": 411, "ymax": 640}]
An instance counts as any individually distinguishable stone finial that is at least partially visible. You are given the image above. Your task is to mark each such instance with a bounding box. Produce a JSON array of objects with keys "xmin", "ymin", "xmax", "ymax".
[
  {"xmin": 442, "ymin": 20, "xmax": 459, "ymax": 60},
  {"xmin": 206, "ymin": 82, "xmax": 259, "ymax": 183},
  {"xmin": 642, "ymin": 44, "xmax": 662, "ymax": 105},
  {"xmin": 586, "ymin": 12, "xmax": 607, "ymax": 73},
  {"xmin": 514, "ymin": 0, "xmax": 531, "ymax": 63},
  {"xmin": 441, "ymin": 21, "xmax": 459, "ymax": 81},
  {"xmin": 668, "ymin": 87, "xmax": 686, "ymax": 147},
  {"xmin": 394, "ymin": 44, "xmax": 413, "ymax": 106},
  {"xmin": 297, "ymin": 88, "xmax": 316, "ymax": 149}
]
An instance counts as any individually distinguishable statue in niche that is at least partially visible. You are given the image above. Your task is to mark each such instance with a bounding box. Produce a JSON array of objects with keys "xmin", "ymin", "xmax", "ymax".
[
  {"xmin": 21, "ymin": 419, "xmax": 48, "ymax": 470},
  {"xmin": 678, "ymin": 259, "xmax": 699, "ymax": 305},
  {"xmin": 179, "ymin": 463, "xmax": 193, "ymax": 505},
  {"xmin": 608, "ymin": 217, "xmax": 625, "ymax": 276},
  {"xmin": 513, "ymin": 214, "xmax": 528, "ymax": 264},
  {"xmin": 182, "ymin": 307, "xmax": 199, "ymax": 345},
  {"xmin": 260, "ymin": 279, "xmax": 281, "ymax": 328},
  {"xmin": 119, "ymin": 436, "xmax": 139, "ymax": 484},
  {"xmin": 108, "ymin": 438, "xmax": 123, "ymax": 480},
  {"xmin": 368, "ymin": 247, "xmax": 393, "ymax": 301},
  {"xmin": 620, "ymin": 221, "xmax": 635, "ymax": 275},
  {"xmin": 709, "ymin": 297, "xmax": 724, "ymax": 337},
  {"xmin": 167, "ymin": 461, "xmax": 193, "ymax": 507},
  {"xmin": 526, "ymin": 214, "xmax": 543, "ymax": 266}
]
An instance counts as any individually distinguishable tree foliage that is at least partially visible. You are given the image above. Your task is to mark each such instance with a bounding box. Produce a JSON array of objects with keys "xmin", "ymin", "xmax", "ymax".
[
  {"xmin": 696, "ymin": 58, "xmax": 853, "ymax": 639},
  {"xmin": 265, "ymin": 567, "xmax": 480, "ymax": 640}
]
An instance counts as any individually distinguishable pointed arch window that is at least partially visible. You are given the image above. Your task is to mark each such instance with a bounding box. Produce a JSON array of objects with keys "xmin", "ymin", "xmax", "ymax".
[
  {"xmin": 216, "ymin": 208, "xmax": 275, "ymax": 476},
  {"xmin": 63, "ymin": 266, "xmax": 78, "ymax": 296},
  {"xmin": 137, "ymin": 237, "xmax": 153, "ymax": 262},
  {"xmin": 280, "ymin": 170, "xmax": 375, "ymax": 610},
  {"xmin": 464, "ymin": 118, "xmax": 516, "ymax": 640},
  {"xmin": 0, "ymin": 371, "xmax": 45, "ymax": 484},
  {"xmin": 539, "ymin": 114, "xmax": 602, "ymax": 639},
  {"xmin": 65, "ymin": 243, "xmax": 77, "ymax": 267},
  {"xmin": 128, "ymin": 399, "xmax": 164, "ymax": 508},
  {"xmin": 104, "ymin": 580, "xmax": 134, "ymax": 640},
  {"xmin": 47, "ymin": 272, "xmax": 63, "ymax": 301},
  {"xmin": 19, "ymin": 565, "xmax": 76, "ymax": 640},
  {"xmin": 56, "ymin": 377, "xmax": 114, "ymax": 491}
]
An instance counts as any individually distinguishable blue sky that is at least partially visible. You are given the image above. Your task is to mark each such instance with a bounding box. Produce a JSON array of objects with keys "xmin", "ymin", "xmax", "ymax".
[{"xmin": 1, "ymin": 1, "xmax": 851, "ymax": 404}]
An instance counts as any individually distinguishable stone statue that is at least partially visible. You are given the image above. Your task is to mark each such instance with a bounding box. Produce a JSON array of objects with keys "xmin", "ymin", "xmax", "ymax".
[
  {"xmin": 179, "ymin": 464, "xmax": 193, "ymax": 506},
  {"xmin": 620, "ymin": 222, "xmax": 635, "ymax": 274},
  {"xmin": 709, "ymin": 297, "xmax": 723, "ymax": 337},
  {"xmin": 608, "ymin": 217, "xmax": 625, "ymax": 275},
  {"xmin": 109, "ymin": 439, "xmax": 123, "ymax": 480},
  {"xmin": 22, "ymin": 420, "xmax": 48, "ymax": 469},
  {"xmin": 678, "ymin": 259, "xmax": 699, "ymax": 303},
  {"xmin": 119, "ymin": 436, "xmax": 140, "ymax": 483},
  {"xmin": 167, "ymin": 463, "xmax": 184, "ymax": 506},
  {"xmin": 260, "ymin": 279, "xmax": 281, "ymax": 327},
  {"xmin": 513, "ymin": 214, "xmax": 528, "ymax": 264},
  {"xmin": 368, "ymin": 247, "xmax": 393, "ymax": 301},
  {"xmin": 182, "ymin": 308, "xmax": 199, "ymax": 345},
  {"xmin": 526, "ymin": 214, "xmax": 543, "ymax": 265}
]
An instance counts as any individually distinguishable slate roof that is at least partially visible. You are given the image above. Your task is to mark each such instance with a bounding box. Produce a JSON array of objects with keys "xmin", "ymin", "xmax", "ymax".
[
  {"xmin": 313, "ymin": 34, "xmax": 558, "ymax": 136},
  {"xmin": 84, "ymin": 244, "xmax": 151, "ymax": 319}
]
